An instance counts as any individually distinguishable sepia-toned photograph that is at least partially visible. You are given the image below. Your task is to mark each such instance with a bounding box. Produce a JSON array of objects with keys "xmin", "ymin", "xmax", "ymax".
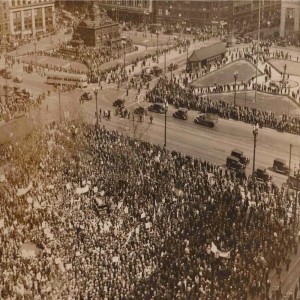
[{"xmin": 0, "ymin": 0, "xmax": 300, "ymax": 299}]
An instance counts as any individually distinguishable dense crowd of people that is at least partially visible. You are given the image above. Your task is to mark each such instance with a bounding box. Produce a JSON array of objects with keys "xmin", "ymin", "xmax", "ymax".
[
  {"xmin": 0, "ymin": 122, "xmax": 297, "ymax": 299},
  {"xmin": 147, "ymin": 78, "xmax": 300, "ymax": 135},
  {"xmin": 0, "ymin": 85, "xmax": 47, "ymax": 123}
]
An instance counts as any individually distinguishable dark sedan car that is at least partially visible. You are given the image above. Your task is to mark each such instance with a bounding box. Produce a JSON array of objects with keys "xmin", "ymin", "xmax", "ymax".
[
  {"xmin": 148, "ymin": 103, "xmax": 166, "ymax": 114},
  {"xmin": 134, "ymin": 106, "xmax": 148, "ymax": 116},
  {"xmin": 173, "ymin": 109, "xmax": 188, "ymax": 120},
  {"xmin": 113, "ymin": 99, "xmax": 126, "ymax": 108},
  {"xmin": 80, "ymin": 92, "xmax": 92, "ymax": 101},
  {"xmin": 194, "ymin": 113, "xmax": 218, "ymax": 128},
  {"xmin": 255, "ymin": 168, "xmax": 272, "ymax": 182}
]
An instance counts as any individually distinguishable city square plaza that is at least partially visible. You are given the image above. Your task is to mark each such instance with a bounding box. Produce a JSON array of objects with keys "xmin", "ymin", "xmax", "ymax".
[{"xmin": 1, "ymin": 17, "xmax": 300, "ymax": 299}]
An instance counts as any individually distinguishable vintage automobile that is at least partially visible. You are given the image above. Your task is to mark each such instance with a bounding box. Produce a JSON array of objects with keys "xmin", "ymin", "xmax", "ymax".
[
  {"xmin": 226, "ymin": 155, "xmax": 245, "ymax": 172},
  {"xmin": 168, "ymin": 63, "xmax": 179, "ymax": 71},
  {"xmin": 255, "ymin": 168, "xmax": 272, "ymax": 182},
  {"xmin": 151, "ymin": 66, "xmax": 163, "ymax": 77},
  {"xmin": 134, "ymin": 106, "xmax": 148, "ymax": 116},
  {"xmin": 148, "ymin": 103, "xmax": 166, "ymax": 114},
  {"xmin": 113, "ymin": 98, "xmax": 126, "ymax": 108},
  {"xmin": 80, "ymin": 92, "xmax": 92, "ymax": 101},
  {"xmin": 173, "ymin": 109, "xmax": 188, "ymax": 120},
  {"xmin": 194, "ymin": 113, "xmax": 218, "ymax": 128},
  {"xmin": 13, "ymin": 76, "xmax": 23, "ymax": 83},
  {"xmin": 273, "ymin": 158, "xmax": 289, "ymax": 175},
  {"xmin": 231, "ymin": 149, "xmax": 250, "ymax": 166},
  {"xmin": 288, "ymin": 173, "xmax": 300, "ymax": 190}
]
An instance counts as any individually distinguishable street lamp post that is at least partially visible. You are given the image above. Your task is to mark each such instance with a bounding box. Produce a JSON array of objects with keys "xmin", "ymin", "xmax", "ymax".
[
  {"xmin": 294, "ymin": 165, "xmax": 300, "ymax": 233},
  {"xmin": 94, "ymin": 87, "xmax": 99, "ymax": 124},
  {"xmin": 252, "ymin": 124, "xmax": 259, "ymax": 181},
  {"xmin": 123, "ymin": 42, "xmax": 126, "ymax": 75},
  {"xmin": 58, "ymin": 86, "xmax": 62, "ymax": 123},
  {"xmin": 185, "ymin": 39, "xmax": 189, "ymax": 80},
  {"xmin": 233, "ymin": 70, "xmax": 238, "ymax": 106},
  {"xmin": 169, "ymin": 5, "xmax": 172, "ymax": 26},
  {"xmin": 156, "ymin": 30, "xmax": 159, "ymax": 63},
  {"xmin": 34, "ymin": 40, "xmax": 37, "ymax": 70},
  {"xmin": 206, "ymin": 246, "xmax": 220, "ymax": 300},
  {"xmin": 164, "ymin": 100, "xmax": 168, "ymax": 148}
]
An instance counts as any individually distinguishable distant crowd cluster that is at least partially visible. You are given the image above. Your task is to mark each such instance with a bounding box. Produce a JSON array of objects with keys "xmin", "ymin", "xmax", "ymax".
[
  {"xmin": 147, "ymin": 78, "xmax": 300, "ymax": 135},
  {"xmin": 0, "ymin": 123, "xmax": 297, "ymax": 299}
]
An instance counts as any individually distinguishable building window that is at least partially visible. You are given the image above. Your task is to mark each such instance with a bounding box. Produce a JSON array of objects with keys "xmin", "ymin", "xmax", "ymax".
[
  {"xmin": 35, "ymin": 8, "xmax": 43, "ymax": 29},
  {"xmin": 24, "ymin": 10, "xmax": 32, "ymax": 30},
  {"xmin": 13, "ymin": 11, "xmax": 22, "ymax": 31},
  {"xmin": 158, "ymin": 9, "xmax": 162, "ymax": 16}
]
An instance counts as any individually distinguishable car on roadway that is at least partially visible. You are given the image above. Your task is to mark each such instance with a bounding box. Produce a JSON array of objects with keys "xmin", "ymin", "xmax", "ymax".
[
  {"xmin": 168, "ymin": 63, "xmax": 179, "ymax": 71},
  {"xmin": 80, "ymin": 92, "xmax": 92, "ymax": 101},
  {"xmin": 173, "ymin": 109, "xmax": 188, "ymax": 120},
  {"xmin": 148, "ymin": 103, "xmax": 166, "ymax": 114},
  {"xmin": 113, "ymin": 98, "xmax": 126, "ymax": 109},
  {"xmin": 163, "ymin": 28, "xmax": 173, "ymax": 35},
  {"xmin": 231, "ymin": 149, "xmax": 250, "ymax": 166},
  {"xmin": 255, "ymin": 168, "xmax": 272, "ymax": 182},
  {"xmin": 226, "ymin": 155, "xmax": 245, "ymax": 172},
  {"xmin": 134, "ymin": 106, "xmax": 148, "ymax": 116},
  {"xmin": 13, "ymin": 76, "xmax": 23, "ymax": 83},
  {"xmin": 3, "ymin": 71, "xmax": 12, "ymax": 79},
  {"xmin": 273, "ymin": 158, "xmax": 289, "ymax": 175},
  {"xmin": 287, "ymin": 174, "xmax": 300, "ymax": 190},
  {"xmin": 0, "ymin": 68, "xmax": 8, "ymax": 76},
  {"xmin": 194, "ymin": 113, "xmax": 218, "ymax": 128},
  {"xmin": 152, "ymin": 66, "xmax": 163, "ymax": 77},
  {"xmin": 235, "ymin": 38, "xmax": 241, "ymax": 44}
]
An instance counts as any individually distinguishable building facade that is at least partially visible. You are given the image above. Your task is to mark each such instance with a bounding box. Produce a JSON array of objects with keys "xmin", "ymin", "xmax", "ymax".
[
  {"xmin": 8, "ymin": 0, "xmax": 55, "ymax": 38},
  {"xmin": 280, "ymin": 0, "xmax": 300, "ymax": 41},
  {"xmin": 232, "ymin": 0, "xmax": 281, "ymax": 33},
  {"xmin": 98, "ymin": 0, "xmax": 155, "ymax": 24},
  {"xmin": 156, "ymin": 0, "xmax": 232, "ymax": 28},
  {"xmin": 0, "ymin": 0, "xmax": 10, "ymax": 51}
]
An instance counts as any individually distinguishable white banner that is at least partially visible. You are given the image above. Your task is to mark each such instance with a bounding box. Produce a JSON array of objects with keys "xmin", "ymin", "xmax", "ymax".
[
  {"xmin": 17, "ymin": 182, "xmax": 32, "ymax": 197},
  {"xmin": 211, "ymin": 242, "xmax": 231, "ymax": 259},
  {"xmin": 75, "ymin": 185, "xmax": 89, "ymax": 195}
]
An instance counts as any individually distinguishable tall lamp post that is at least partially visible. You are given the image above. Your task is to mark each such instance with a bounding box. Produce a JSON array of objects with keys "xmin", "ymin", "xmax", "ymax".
[
  {"xmin": 206, "ymin": 246, "xmax": 220, "ymax": 300},
  {"xmin": 164, "ymin": 100, "xmax": 168, "ymax": 148},
  {"xmin": 233, "ymin": 70, "xmax": 238, "ymax": 106},
  {"xmin": 169, "ymin": 5, "xmax": 172, "ymax": 26},
  {"xmin": 252, "ymin": 124, "xmax": 259, "ymax": 181},
  {"xmin": 122, "ymin": 42, "xmax": 126, "ymax": 75},
  {"xmin": 293, "ymin": 165, "xmax": 300, "ymax": 233},
  {"xmin": 144, "ymin": 11, "xmax": 149, "ymax": 37},
  {"xmin": 93, "ymin": 86, "xmax": 99, "ymax": 124},
  {"xmin": 156, "ymin": 30, "xmax": 159, "ymax": 63},
  {"xmin": 33, "ymin": 40, "xmax": 37, "ymax": 70},
  {"xmin": 58, "ymin": 85, "xmax": 62, "ymax": 123}
]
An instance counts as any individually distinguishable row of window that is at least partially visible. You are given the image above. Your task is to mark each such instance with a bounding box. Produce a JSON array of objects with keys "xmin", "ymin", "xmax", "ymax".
[{"xmin": 11, "ymin": 0, "xmax": 52, "ymax": 6}]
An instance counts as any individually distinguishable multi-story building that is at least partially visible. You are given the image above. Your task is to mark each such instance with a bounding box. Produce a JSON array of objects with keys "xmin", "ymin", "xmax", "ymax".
[
  {"xmin": 232, "ymin": 0, "xmax": 281, "ymax": 33},
  {"xmin": 280, "ymin": 0, "xmax": 300, "ymax": 41},
  {"xmin": 98, "ymin": 0, "xmax": 155, "ymax": 24},
  {"xmin": 156, "ymin": 0, "xmax": 232, "ymax": 29},
  {"xmin": 0, "ymin": 0, "xmax": 10, "ymax": 51},
  {"xmin": 155, "ymin": 0, "xmax": 281, "ymax": 32},
  {"xmin": 8, "ymin": 0, "xmax": 55, "ymax": 39}
]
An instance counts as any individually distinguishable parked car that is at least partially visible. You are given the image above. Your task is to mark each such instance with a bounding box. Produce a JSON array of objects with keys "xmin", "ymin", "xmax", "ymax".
[
  {"xmin": 273, "ymin": 158, "xmax": 289, "ymax": 175},
  {"xmin": 168, "ymin": 63, "xmax": 179, "ymax": 71},
  {"xmin": 0, "ymin": 68, "xmax": 8, "ymax": 75},
  {"xmin": 80, "ymin": 92, "xmax": 92, "ymax": 101},
  {"xmin": 3, "ymin": 71, "xmax": 12, "ymax": 79},
  {"xmin": 164, "ymin": 28, "xmax": 173, "ymax": 35},
  {"xmin": 152, "ymin": 66, "xmax": 163, "ymax": 76},
  {"xmin": 226, "ymin": 155, "xmax": 245, "ymax": 171},
  {"xmin": 288, "ymin": 174, "xmax": 300, "ymax": 190},
  {"xmin": 231, "ymin": 149, "xmax": 250, "ymax": 166},
  {"xmin": 148, "ymin": 103, "xmax": 166, "ymax": 114},
  {"xmin": 235, "ymin": 38, "xmax": 241, "ymax": 44},
  {"xmin": 255, "ymin": 168, "xmax": 272, "ymax": 182},
  {"xmin": 134, "ymin": 106, "xmax": 148, "ymax": 116},
  {"xmin": 173, "ymin": 109, "xmax": 188, "ymax": 120},
  {"xmin": 113, "ymin": 98, "xmax": 126, "ymax": 108},
  {"xmin": 13, "ymin": 76, "xmax": 23, "ymax": 83},
  {"xmin": 194, "ymin": 113, "xmax": 218, "ymax": 128}
]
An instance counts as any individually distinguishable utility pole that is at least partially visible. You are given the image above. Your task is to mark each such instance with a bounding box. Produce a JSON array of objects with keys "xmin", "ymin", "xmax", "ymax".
[
  {"xmin": 288, "ymin": 144, "xmax": 292, "ymax": 191},
  {"xmin": 294, "ymin": 166, "xmax": 300, "ymax": 234},
  {"xmin": 254, "ymin": 0, "xmax": 261, "ymax": 103},
  {"xmin": 164, "ymin": 50, "xmax": 166, "ymax": 75}
]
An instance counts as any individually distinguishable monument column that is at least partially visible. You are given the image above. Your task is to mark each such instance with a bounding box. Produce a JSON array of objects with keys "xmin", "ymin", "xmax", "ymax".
[{"xmin": 280, "ymin": 5, "xmax": 286, "ymax": 38}]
